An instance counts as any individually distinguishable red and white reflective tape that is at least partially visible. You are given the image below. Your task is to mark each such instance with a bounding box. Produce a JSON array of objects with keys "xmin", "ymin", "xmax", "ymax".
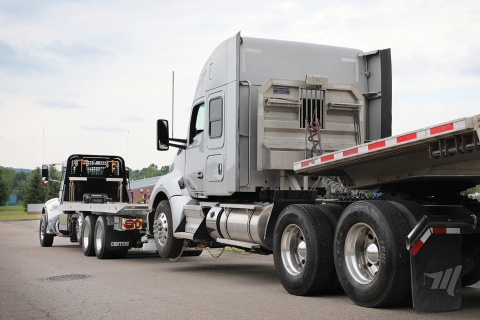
[
  {"xmin": 410, "ymin": 227, "xmax": 461, "ymax": 256},
  {"xmin": 294, "ymin": 117, "xmax": 471, "ymax": 172}
]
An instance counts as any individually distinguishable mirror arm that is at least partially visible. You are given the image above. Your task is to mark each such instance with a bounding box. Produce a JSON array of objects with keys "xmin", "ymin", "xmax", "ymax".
[
  {"xmin": 169, "ymin": 138, "xmax": 187, "ymax": 144},
  {"xmin": 169, "ymin": 142, "xmax": 187, "ymax": 150}
]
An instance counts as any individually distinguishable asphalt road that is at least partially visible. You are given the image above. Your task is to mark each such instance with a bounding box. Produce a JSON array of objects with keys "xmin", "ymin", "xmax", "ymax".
[{"xmin": 1, "ymin": 220, "xmax": 479, "ymax": 320}]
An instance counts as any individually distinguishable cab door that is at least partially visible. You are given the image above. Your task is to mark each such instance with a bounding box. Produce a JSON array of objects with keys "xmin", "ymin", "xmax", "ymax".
[
  {"xmin": 184, "ymin": 103, "xmax": 206, "ymax": 197},
  {"xmin": 205, "ymin": 90, "xmax": 226, "ymax": 194}
]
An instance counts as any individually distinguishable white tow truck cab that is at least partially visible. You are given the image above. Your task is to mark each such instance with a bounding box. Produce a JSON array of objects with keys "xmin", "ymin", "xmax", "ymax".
[
  {"xmin": 39, "ymin": 154, "xmax": 152, "ymax": 259},
  {"xmin": 151, "ymin": 32, "xmax": 479, "ymax": 312}
]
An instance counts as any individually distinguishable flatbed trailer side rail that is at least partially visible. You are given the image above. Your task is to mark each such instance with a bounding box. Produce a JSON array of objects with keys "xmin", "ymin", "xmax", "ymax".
[
  {"xmin": 294, "ymin": 115, "xmax": 480, "ymax": 176},
  {"xmin": 53, "ymin": 203, "xmax": 149, "ymax": 216}
]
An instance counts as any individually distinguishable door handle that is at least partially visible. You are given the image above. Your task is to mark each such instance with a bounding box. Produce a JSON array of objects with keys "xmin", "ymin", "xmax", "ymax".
[
  {"xmin": 218, "ymin": 163, "xmax": 223, "ymax": 175},
  {"xmin": 197, "ymin": 172, "xmax": 203, "ymax": 179}
]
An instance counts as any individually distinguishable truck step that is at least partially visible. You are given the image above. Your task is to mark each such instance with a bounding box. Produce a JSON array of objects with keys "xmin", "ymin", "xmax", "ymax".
[
  {"xmin": 142, "ymin": 239, "xmax": 157, "ymax": 251},
  {"xmin": 174, "ymin": 232, "xmax": 194, "ymax": 240},
  {"xmin": 215, "ymin": 238, "xmax": 260, "ymax": 249}
]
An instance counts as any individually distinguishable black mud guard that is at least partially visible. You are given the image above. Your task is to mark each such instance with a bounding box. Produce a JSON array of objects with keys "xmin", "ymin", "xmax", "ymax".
[
  {"xmin": 106, "ymin": 229, "xmax": 134, "ymax": 251},
  {"xmin": 410, "ymin": 230, "xmax": 463, "ymax": 312}
]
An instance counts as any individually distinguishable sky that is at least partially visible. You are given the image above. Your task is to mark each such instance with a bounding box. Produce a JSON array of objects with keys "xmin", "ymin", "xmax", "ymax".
[{"xmin": 1, "ymin": 0, "xmax": 479, "ymax": 170}]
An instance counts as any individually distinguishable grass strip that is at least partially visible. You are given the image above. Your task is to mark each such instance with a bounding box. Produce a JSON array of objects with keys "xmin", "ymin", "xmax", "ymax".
[{"xmin": 0, "ymin": 206, "xmax": 41, "ymax": 221}]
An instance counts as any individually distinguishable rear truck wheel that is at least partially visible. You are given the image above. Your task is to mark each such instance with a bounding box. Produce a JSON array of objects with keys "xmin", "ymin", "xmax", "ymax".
[
  {"xmin": 315, "ymin": 203, "xmax": 345, "ymax": 294},
  {"xmin": 82, "ymin": 215, "xmax": 98, "ymax": 256},
  {"xmin": 39, "ymin": 214, "xmax": 54, "ymax": 247},
  {"xmin": 334, "ymin": 201, "xmax": 411, "ymax": 308},
  {"xmin": 70, "ymin": 217, "xmax": 78, "ymax": 243},
  {"xmin": 273, "ymin": 204, "xmax": 334, "ymax": 296},
  {"xmin": 153, "ymin": 200, "xmax": 183, "ymax": 258},
  {"xmin": 76, "ymin": 213, "xmax": 85, "ymax": 246},
  {"xmin": 94, "ymin": 216, "xmax": 114, "ymax": 259},
  {"xmin": 462, "ymin": 261, "xmax": 480, "ymax": 287}
]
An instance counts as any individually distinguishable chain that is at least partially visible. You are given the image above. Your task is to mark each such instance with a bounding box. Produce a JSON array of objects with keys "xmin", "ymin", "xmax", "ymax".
[
  {"xmin": 307, "ymin": 118, "xmax": 324, "ymax": 156},
  {"xmin": 69, "ymin": 181, "xmax": 75, "ymax": 201},
  {"xmin": 169, "ymin": 241, "xmax": 187, "ymax": 262},
  {"xmin": 206, "ymin": 247, "xmax": 225, "ymax": 258},
  {"xmin": 117, "ymin": 182, "xmax": 122, "ymax": 202}
]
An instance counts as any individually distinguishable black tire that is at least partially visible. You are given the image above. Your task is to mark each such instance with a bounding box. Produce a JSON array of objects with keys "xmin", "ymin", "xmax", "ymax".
[
  {"xmin": 334, "ymin": 201, "xmax": 411, "ymax": 308},
  {"xmin": 315, "ymin": 203, "xmax": 345, "ymax": 294},
  {"xmin": 462, "ymin": 262, "xmax": 480, "ymax": 287},
  {"xmin": 388, "ymin": 200, "xmax": 429, "ymax": 229},
  {"xmin": 182, "ymin": 250, "xmax": 203, "ymax": 257},
  {"xmin": 114, "ymin": 249, "xmax": 128, "ymax": 259},
  {"xmin": 153, "ymin": 200, "xmax": 183, "ymax": 258},
  {"xmin": 76, "ymin": 213, "xmax": 85, "ymax": 246},
  {"xmin": 94, "ymin": 216, "xmax": 115, "ymax": 259},
  {"xmin": 273, "ymin": 204, "xmax": 334, "ymax": 296},
  {"xmin": 70, "ymin": 218, "xmax": 78, "ymax": 243},
  {"xmin": 82, "ymin": 215, "xmax": 98, "ymax": 256},
  {"xmin": 39, "ymin": 214, "xmax": 54, "ymax": 247}
]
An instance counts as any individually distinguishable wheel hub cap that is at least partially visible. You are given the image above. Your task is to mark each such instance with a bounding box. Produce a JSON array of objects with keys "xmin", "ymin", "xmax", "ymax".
[
  {"xmin": 153, "ymin": 213, "xmax": 168, "ymax": 246},
  {"xmin": 280, "ymin": 224, "xmax": 306, "ymax": 276},
  {"xmin": 365, "ymin": 243, "xmax": 379, "ymax": 265},
  {"xmin": 95, "ymin": 224, "xmax": 103, "ymax": 251},
  {"xmin": 344, "ymin": 223, "xmax": 380, "ymax": 284}
]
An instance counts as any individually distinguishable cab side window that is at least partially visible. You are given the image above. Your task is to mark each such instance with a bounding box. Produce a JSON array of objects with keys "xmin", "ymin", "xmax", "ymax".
[
  {"xmin": 189, "ymin": 103, "xmax": 204, "ymax": 144},
  {"xmin": 209, "ymin": 97, "xmax": 223, "ymax": 138}
]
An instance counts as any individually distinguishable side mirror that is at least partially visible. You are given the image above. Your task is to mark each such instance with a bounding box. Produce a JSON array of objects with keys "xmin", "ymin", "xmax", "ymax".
[
  {"xmin": 41, "ymin": 165, "xmax": 49, "ymax": 181},
  {"xmin": 157, "ymin": 119, "xmax": 170, "ymax": 151},
  {"xmin": 125, "ymin": 167, "xmax": 130, "ymax": 179}
]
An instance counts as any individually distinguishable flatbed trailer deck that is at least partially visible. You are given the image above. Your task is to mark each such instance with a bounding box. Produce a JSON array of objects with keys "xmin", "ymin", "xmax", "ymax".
[{"xmin": 294, "ymin": 114, "xmax": 480, "ymax": 189}]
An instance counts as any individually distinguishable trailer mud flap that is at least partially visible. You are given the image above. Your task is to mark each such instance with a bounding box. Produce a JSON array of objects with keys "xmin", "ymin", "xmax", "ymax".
[
  {"xmin": 410, "ymin": 232, "xmax": 462, "ymax": 312},
  {"xmin": 106, "ymin": 229, "xmax": 134, "ymax": 250}
]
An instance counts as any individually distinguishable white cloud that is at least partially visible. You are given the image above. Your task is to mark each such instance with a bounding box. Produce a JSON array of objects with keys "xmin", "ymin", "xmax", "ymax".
[
  {"xmin": 36, "ymin": 99, "xmax": 83, "ymax": 109},
  {"xmin": 0, "ymin": 40, "xmax": 60, "ymax": 75},
  {"xmin": 81, "ymin": 126, "xmax": 125, "ymax": 132},
  {"xmin": 43, "ymin": 40, "xmax": 114, "ymax": 63}
]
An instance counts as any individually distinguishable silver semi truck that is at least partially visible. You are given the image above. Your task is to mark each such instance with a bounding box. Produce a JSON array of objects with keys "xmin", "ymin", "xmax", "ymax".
[
  {"xmin": 39, "ymin": 154, "xmax": 154, "ymax": 258},
  {"xmin": 152, "ymin": 32, "xmax": 477, "ymax": 311}
]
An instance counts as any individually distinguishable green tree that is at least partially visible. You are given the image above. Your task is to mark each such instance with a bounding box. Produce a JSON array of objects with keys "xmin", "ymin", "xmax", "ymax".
[
  {"xmin": 11, "ymin": 171, "xmax": 29, "ymax": 201},
  {"xmin": 159, "ymin": 165, "xmax": 169, "ymax": 175},
  {"xmin": 1, "ymin": 167, "xmax": 15, "ymax": 188},
  {"xmin": 129, "ymin": 164, "xmax": 169, "ymax": 181},
  {"xmin": 0, "ymin": 169, "xmax": 10, "ymax": 205},
  {"xmin": 13, "ymin": 179, "xmax": 27, "ymax": 201},
  {"xmin": 23, "ymin": 168, "xmax": 45, "ymax": 211}
]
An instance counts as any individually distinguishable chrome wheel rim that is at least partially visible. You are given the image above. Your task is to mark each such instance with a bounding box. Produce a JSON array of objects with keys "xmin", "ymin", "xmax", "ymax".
[
  {"xmin": 40, "ymin": 219, "xmax": 45, "ymax": 240},
  {"xmin": 153, "ymin": 212, "xmax": 168, "ymax": 247},
  {"xmin": 280, "ymin": 224, "xmax": 306, "ymax": 276},
  {"xmin": 344, "ymin": 223, "xmax": 380, "ymax": 284},
  {"xmin": 83, "ymin": 222, "xmax": 89, "ymax": 250},
  {"xmin": 95, "ymin": 223, "xmax": 102, "ymax": 252},
  {"xmin": 76, "ymin": 215, "xmax": 83, "ymax": 240}
]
